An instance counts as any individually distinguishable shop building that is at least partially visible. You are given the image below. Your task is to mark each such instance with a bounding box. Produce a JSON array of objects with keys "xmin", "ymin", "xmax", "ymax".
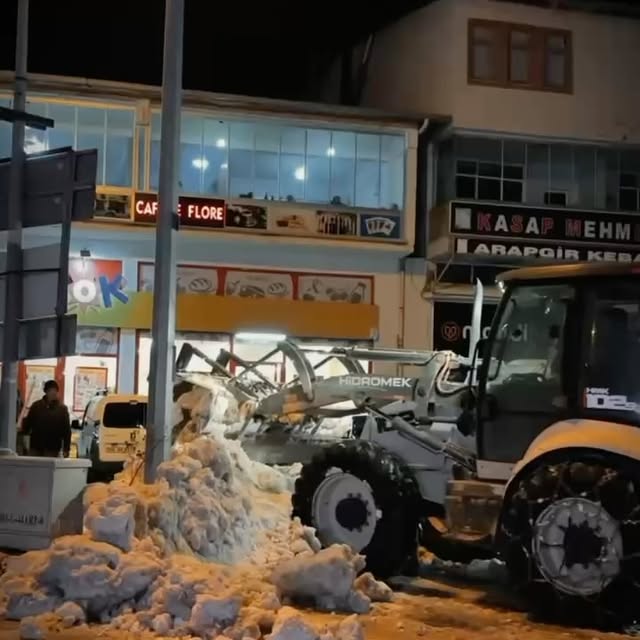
[
  {"xmin": 323, "ymin": 0, "xmax": 640, "ymax": 352},
  {"xmin": 0, "ymin": 72, "xmax": 428, "ymax": 417}
]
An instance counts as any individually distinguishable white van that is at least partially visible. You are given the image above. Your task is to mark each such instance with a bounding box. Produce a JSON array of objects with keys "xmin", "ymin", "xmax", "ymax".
[{"xmin": 76, "ymin": 393, "xmax": 147, "ymax": 481}]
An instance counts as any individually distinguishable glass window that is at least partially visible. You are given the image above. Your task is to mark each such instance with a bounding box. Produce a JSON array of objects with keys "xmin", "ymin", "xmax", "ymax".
[
  {"xmin": 148, "ymin": 112, "xmax": 405, "ymax": 210},
  {"xmin": 509, "ymin": 30, "xmax": 531, "ymax": 84},
  {"xmin": 254, "ymin": 124, "xmax": 279, "ymax": 200},
  {"xmin": 202, "ymin": 118, "xmax": 229, "ymax": 196},
  {"xmin": 137, "ymin": 126, "xmax": 146, "ymax": 190},
  {"xmin": 77, "ymin": 107, "xmax": 106, "ymax": 184},
  {"xmin": 380, "ymin": 134, "xmax": 404, "ymax": 210},
  {"xmin": 180, "ymin": 114, "xmax": 204, "ymax": 194},
  {"xmin": 229, "ymin": 121, "xmax": 255, "ymax": 198},
  {"xmin": 280, "ymin": 126, "xmax": 305, "ymax": 202},
  {"xmin": 0, "ymin": 97, "xmax": 12, "ymax": 158},
  {"xmin": 105, "ymin": 109, "xmax": 134, "ymax": 187},
  {"xmin": 13, "ymin": 100, "xmax": 135, "ymax": 187},
  {"xmin": 306, "ymin": 128, "xmax": 331, "ymax": 204},
  {"xmin": 545, "ymin": 33, "xmax": 569, "ymax": 89},
  {"xmin": 525, "ymin": 143, "xmax": 548, "ymax": 205},
  {"xmin": 470, "ymin": 23, "xmax": 500, "ymax": 81},
  {"xmin": 330, "ymin": 130, "xmax": 355, "ymax": 207},
  {"xmin": 574, "ymin": 146, "xmax": 596, "ymax": 209},
  {"xmin": 150, "ymin": 112, "xmax": 161, "ymax": 191},
  {"xmin": 23, "ymin": 101, "xmax": 47, "ymax": 155},
  {"xmin": 47, "ymin": 103, "xmax": 75, "ymax": 150},
  {"xmin": 355, "ymin": 133, "xmax": 380, "ymax": 209},
  {"xmin": 586, "ymin": 286, "xmax": 640, "ymax": 416},
  {"xmin": 137, "ymin": 332, "xmax": 231, "ymax": 395}
]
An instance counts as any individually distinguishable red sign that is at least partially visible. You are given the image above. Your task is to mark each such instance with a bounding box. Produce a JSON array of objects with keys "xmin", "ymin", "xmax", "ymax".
[{"xmin": 134, "ymin": 192, "xmax": 226, "ymax": 228}]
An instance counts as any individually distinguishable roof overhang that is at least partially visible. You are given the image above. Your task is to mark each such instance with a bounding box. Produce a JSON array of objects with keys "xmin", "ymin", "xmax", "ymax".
[{"xmin": 0, "ymin": 71, "xmax": 447, "ymax": 131}]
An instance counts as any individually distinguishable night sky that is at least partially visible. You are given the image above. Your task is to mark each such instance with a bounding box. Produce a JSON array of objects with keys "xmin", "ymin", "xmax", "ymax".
[{"xmin": 0, "ymin": 0, "xmax": 429, "ymax": 101}]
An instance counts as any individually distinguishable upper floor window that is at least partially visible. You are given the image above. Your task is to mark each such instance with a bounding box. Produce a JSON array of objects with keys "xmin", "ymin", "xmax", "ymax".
[
  {"xmin": 0, "ymin": 96, "xmax": 135, "ymax": 187},
  {"xmin": 150, "ymin": 113, "xmax": 405, "ymax": 211},
  {"xmin": 437, "ymin": 135, "xmax": 640, "ymax": 213},
  {"xmin": 468, "ymin": 19, "xmax": 572, "ymax": 93}
]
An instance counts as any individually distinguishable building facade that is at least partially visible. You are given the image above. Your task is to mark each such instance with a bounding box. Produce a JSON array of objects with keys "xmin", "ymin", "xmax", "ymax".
[
  {"xmin": 324, "ymin": 0, "xmax": 640, "ymax": 353},
  {"xmin": 0, "ymin": 72, "xmax": 425, "ymax": 417}
]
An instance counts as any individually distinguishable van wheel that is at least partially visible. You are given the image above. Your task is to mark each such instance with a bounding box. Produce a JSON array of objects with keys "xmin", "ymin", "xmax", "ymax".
[{"xmin": 500, "ymin": 454, "xmax": 640, "ymax": 629}]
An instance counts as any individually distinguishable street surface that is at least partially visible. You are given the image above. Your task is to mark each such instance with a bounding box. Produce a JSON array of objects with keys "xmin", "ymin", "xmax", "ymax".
[{"xmin": 0, "ymin": 572, "xmax": 633, "ymax": 640}]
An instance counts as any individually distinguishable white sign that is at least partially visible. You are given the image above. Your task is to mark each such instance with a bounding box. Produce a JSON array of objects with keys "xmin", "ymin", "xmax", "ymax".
[
  {"xmin": 584, "ymin": 388, "xmax": 638, "ymax": 412},
  {"xmin": 339, "ymin": 376, "xmax": 413, "ymax": 389}
]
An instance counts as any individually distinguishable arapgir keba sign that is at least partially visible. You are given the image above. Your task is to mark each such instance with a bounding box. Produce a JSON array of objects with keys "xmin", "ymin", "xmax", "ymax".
[{"xmin": 449, "ymin": 201, "xmax": 640, "ymax": 263}]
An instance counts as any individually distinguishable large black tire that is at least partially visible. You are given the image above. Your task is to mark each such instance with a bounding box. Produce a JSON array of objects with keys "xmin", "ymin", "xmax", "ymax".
[
  {"xmin": 292, "ymin": 440, "xmax": 421, "ymax": 578},
  {"xmin": 500, "ymin": 452, "xmax": 640, "ymax": 630}
]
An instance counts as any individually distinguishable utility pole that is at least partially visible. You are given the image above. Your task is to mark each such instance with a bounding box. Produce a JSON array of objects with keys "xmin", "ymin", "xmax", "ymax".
[
  {"xmin": 144, "ymin": 0, "xmax": 184, "ymax": 482},
  {"xmin": 0, "ymin": 0, "xmax": 29, "ymax": 453}
]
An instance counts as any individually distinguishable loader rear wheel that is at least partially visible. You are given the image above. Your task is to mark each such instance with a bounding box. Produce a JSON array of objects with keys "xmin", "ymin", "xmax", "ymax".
[
  {"xmin": 292, "ymin": 440, "xmax": 420, "ymax": 578},
  {"xmin": 500, "ymin": 453, "xmax": 640, "ymax": 629}
]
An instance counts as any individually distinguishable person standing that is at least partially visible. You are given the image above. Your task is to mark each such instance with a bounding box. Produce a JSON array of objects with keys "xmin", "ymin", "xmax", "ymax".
[{"xmin": 23, "ymin": 380, "xmax": 71, "ymax": 457}]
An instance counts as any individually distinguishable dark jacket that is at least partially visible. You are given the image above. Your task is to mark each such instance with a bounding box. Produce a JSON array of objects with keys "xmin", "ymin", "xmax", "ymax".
[{"xmin": 23, "ymin": 397, "xmax": 71, "ymax": 456}]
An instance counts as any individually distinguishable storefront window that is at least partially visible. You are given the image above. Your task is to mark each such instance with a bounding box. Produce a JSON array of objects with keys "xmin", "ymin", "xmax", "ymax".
[
  {"xmin": 137, "ymin": 332, "xmax": 231, "ymax": 395},
  {"xmin": 0, "ymin": 97, "xmax": 11, "ymax": 158},
  {"xmin": 150, "ymin": 112, "xmax": 406, "ymax": 211},
  {"xmin": 232, "ymin": 335, "xmax": 285, "ymax": 385},
  {"xmin": 291, "ymin": 343, "xmax": 371, "ymax": 382},
  {"xmin": 64, "ymin": 327, "xmax": 120, "ymax": 418}
]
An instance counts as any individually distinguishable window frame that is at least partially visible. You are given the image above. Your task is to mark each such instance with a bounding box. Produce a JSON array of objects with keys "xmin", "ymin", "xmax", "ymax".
[{"xmin": 468, "ymin": 19, "xmax": 573, "ymax": 94}]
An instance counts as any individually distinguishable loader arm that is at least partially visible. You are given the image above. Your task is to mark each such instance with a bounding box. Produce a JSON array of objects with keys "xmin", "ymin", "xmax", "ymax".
[{"xmin": 255, "ymin": 373, "xmax": 417, "ymax": 420}]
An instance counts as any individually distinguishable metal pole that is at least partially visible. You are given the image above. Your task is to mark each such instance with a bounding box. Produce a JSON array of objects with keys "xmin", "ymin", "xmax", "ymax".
[
  {"xmin": 144, "ymin": 0, "xmax": 184, "ymax": 482},
  {"xmin": 0, "ymin": 0, "xmax": 29, "ymax": 453}
]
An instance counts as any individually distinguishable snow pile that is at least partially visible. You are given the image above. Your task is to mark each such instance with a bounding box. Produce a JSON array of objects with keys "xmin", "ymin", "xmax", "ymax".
[
  {"xmin": 86, "ymin": 434, "xmax": 291, "ymax": 563},
  {"xmin": 0, "ymin": 432, "xmax": 392, "ymax": 639}
]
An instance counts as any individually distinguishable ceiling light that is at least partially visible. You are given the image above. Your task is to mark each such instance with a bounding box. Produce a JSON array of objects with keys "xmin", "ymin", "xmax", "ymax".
[
  {"xmin": 216, "ymin": 138, "xmax": 226, "ymax": 148},
  {"xmin": 235, "ymin": 332, "xmax": 286, "ymax": 342},
  {"xmin": 294, "ymin": 166, "xmax": 305, "ymax": 181},
  {"xmin": 220, "ymin": 162, "xmax": 228, "ymax": 170},
  {"xmin": 24, "ymin": 136, "xmax": 46, "ymax": 154},
  {"xmin": 326, "ymin": 147, "xmax": 336, "ymax": 157},
  {"xmin": 192, "ymin": 157, "xmax": 209, "ymax": 170}
]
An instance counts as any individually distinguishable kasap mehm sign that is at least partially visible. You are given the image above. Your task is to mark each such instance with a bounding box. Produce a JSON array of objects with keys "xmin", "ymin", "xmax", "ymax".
[{"xmin": 68, "ymin": 259, "xmax": 129, "ymax": 312}]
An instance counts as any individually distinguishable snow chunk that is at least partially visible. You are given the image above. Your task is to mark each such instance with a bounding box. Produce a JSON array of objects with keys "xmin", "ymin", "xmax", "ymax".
[
  {"xmin": 267, "ymin": 606, "xmax": 319, "ymax": 640},
  {"xmin": 271, "ymin": 545, "xmax": 368, "ymax": 613},
  {"xmin": 19, "ymin": 616, "xmax": 46, "ymax": 640},
  {"xmin": 54, "ymin": 601, "xmax": 85, "ymax": 627},
  {"xmin": 189, "ymin": 593, "xmax": 242, "ymax": 634},
  {"xmin": 336, "ymin": 615, "xmax": 365, "ymax": 640},
  {"xmin": 353, "ymin": 573, "xmax": 393, "ymax": 603}
]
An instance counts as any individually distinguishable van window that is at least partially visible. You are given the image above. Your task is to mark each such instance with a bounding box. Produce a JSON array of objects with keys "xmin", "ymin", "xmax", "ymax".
[{"xmin": 102, "ymin": 402, "xmax": 147, "ymax": 428}]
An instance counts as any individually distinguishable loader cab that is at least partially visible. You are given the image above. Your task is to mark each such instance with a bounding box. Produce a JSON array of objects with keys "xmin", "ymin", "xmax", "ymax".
[{"xmin": 476, "ymin": 263, "xmax": 640, "ymax": 465}]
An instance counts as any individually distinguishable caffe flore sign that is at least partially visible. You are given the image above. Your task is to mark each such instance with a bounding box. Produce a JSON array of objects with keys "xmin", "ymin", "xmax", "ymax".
[{"xmin": 450, "ymin": 201, "xmax": 640, "ymax": 263}]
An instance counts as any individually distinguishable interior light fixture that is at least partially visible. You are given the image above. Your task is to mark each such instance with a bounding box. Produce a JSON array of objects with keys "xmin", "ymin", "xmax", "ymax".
[
  {"xmin": 235, "ymin": 332, "xmax": 287, "ymax": 342},
  {"xmin": 24, "ymin": 136, "xmax": 46, "ymax": 154},
  {"xmin": 220, "ymin": 162, "xmax": 228, "ymax": 170},
  {"xmin": 294, "ymin": 166, "xmax": 305, "ymax": 181},
  {"xmin": 216, "ymin": 138, "xmax": 226, "ymax": 148},
  {"xmin": 326, "ymin": 147, "xmax": 336, "ymax": 157},
  {"xmin": 192, "ymin": 157, "xmax": 209, "ymax": 170}
]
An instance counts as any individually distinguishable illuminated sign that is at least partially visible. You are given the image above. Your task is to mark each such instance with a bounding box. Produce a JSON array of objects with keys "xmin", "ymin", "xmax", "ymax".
[{"xmin": 134, "ymin": 192, "xmax": 225, "ymax": 228}]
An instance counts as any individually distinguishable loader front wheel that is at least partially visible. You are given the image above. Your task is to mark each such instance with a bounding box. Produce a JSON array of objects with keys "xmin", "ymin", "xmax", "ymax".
[
  {"xmin": 292, "ymin": 440, "xmax": 420, "ymax": 578},
  {"xmin": 500, "ymin": 453, "xmax": 640, "ymax": 630}
]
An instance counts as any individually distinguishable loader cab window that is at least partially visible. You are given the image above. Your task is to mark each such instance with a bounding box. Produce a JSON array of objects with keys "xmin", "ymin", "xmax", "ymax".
[
  {"xmin": 480, "ymin": 283, "xmax": 575, "ymax": 462},
  {"xmin": 583, "ymin": 284, "xmax": 640, "ymax": 425}
]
